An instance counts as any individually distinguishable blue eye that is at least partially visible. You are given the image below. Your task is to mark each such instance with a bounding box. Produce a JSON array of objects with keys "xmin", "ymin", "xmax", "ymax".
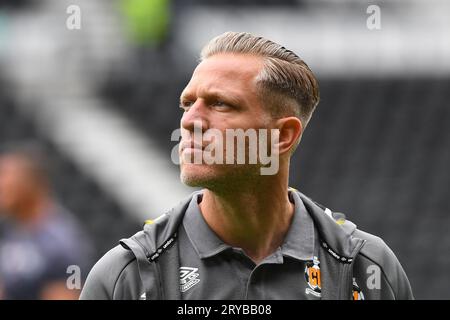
[{"xmin": 213, "ymin": 101, "xmax": 227, "ymax": 107}]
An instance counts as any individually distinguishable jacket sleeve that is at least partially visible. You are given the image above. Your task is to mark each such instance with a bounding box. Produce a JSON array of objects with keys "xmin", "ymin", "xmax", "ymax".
[
  {"xmin": 80, "ymin": 245, "xmax": 140, "ymax": 300},
  {"xmin": 354, "ymin": 229, "xmax": 414, "ymax": 300}
]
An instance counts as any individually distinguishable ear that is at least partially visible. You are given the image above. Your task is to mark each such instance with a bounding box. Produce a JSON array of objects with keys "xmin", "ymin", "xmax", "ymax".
[{"xmin": 274, "ymin": 117, "xmax": 303, "ymax": 155}]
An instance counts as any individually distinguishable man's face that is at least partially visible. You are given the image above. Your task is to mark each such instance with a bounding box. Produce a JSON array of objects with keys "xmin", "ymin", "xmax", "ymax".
[
  {"xmin": 178, "ymin": 53, "xmax": 274, "ymax": 188},
  {"xmin": 0, "ymin": 155, "xmax": 36, "ymax": 214}
]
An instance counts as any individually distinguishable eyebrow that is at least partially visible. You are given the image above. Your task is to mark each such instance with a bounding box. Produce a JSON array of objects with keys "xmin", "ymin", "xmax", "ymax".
[{"xmin": 180, "ymin": 89, "xmax": 245, "ymax": 107}]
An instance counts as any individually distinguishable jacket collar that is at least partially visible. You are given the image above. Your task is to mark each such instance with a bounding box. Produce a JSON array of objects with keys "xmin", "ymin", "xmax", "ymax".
[
  {"xmin": 182, "ymin": 190, "xmax": 315, "ymax": 262},
  {"xmin": 144, "ymin": 189, "xmax": 364, "ymax": 263},
  {"xmin": 292, "ymin": 189, "xmax": 364, "ymax": 260}
]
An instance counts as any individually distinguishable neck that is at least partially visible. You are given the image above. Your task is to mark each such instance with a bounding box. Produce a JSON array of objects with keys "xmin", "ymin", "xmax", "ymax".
[{"xmin": 199, "ymin": 168, "xmax": 294, "ymax": 264}]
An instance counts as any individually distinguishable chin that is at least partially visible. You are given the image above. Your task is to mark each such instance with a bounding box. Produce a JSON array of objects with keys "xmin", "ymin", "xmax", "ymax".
[
  {"xmin": 180, "ymin": 164, "xmax": 219, "ymax": 187},
  {"xmin": 180, "ymin": 163, "xmax": 261, "ymax": 192}
]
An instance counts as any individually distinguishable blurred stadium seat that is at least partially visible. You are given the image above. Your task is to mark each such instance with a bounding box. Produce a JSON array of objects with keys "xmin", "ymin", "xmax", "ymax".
[{"xmin": 0, "ymin": 0, "xmax": 449, "ymax": 299}]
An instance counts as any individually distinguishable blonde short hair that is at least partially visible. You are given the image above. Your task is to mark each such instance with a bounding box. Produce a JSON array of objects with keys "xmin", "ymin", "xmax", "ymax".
[{"xmin": 200, "ymin": 31, "xmax": 320, "ymax": 129}]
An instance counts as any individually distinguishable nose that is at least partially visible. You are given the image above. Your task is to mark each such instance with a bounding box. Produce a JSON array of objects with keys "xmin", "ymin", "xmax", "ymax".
[{"xmin": 180, "ymin": 100, "xmax": 209, "ymax": 133}]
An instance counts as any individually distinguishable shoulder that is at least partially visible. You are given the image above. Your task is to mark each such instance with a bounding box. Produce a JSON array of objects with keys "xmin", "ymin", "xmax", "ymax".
[
  {"xmin": 80, "ymin": 244, "xmax": 141, "ymax": 300},
  {"xmin": 352, "ymin": 228, "xmax": 414, "ymax": 299},
  {"xmin": 323, "ymin": 207, "xmax": 413, "ymax": 299},
  {"xmin": 353, "ymin": 229, "xmax": 397, "ymax": 264}
]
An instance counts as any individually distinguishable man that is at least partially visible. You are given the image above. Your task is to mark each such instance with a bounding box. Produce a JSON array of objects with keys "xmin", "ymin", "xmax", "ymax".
[
  {"xmin": 80, "ymin": 32, "xmax": 413, "ymax": 300},
  {"xmin": 0, "ymin": 143, "xmax": 92, "ymax": 299}
]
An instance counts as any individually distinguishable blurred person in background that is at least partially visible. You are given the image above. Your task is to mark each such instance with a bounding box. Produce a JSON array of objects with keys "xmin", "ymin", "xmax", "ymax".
[{"xmin": 0, "ymin": 143, "xmax": 92, "ymax": 299}]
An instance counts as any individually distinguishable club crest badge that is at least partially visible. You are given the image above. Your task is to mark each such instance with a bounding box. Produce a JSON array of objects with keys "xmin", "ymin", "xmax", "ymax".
[
  {"xmin": 352, "ymin": 278, "xmax": 365, "ymax": 300},
  {"xmin": 305, "ymin": 256, "xmax": 321, "ymax": 298}
]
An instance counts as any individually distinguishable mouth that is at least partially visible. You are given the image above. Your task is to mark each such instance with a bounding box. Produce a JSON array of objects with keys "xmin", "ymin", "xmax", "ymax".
[
  {"xmin": 180, "ymin": 141, "xmax": 206, "ymax": 165},
  {"xmin": 180, "ymin": 141, "xmax": 205, "ymax": 153}
]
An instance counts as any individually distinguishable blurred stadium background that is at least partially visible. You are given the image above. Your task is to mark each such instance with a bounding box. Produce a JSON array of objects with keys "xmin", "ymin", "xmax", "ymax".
[{"xmin": 0, "ymin": 0, "xmax": 449, "ymax": 299}]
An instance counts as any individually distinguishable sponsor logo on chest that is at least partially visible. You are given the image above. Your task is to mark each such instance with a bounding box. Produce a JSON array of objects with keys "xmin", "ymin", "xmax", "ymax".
[{"xmin": 180, "ymin": 266, "xmax": 200, "ymax": 292}]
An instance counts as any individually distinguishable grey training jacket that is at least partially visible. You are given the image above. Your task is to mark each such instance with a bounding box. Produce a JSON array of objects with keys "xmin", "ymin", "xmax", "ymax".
[{"xmin": 80, "ymin": 189, "xmax": 414, "ymax": 300}]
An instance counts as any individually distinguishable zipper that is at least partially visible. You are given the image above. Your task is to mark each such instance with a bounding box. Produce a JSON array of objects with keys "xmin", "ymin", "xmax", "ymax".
[
  {"xmin": 135, "ymin": 237, "xmax": 164, "ymax": 300},
  {"xmin": 339, "ymin": 239, "xmax": 366, "ymax": 299}
]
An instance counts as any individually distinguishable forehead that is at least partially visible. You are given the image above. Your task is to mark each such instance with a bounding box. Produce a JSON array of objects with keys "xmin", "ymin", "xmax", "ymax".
[{"xmin": 183, "ymin": 53, "xmax": 264, "ymax": 96}]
